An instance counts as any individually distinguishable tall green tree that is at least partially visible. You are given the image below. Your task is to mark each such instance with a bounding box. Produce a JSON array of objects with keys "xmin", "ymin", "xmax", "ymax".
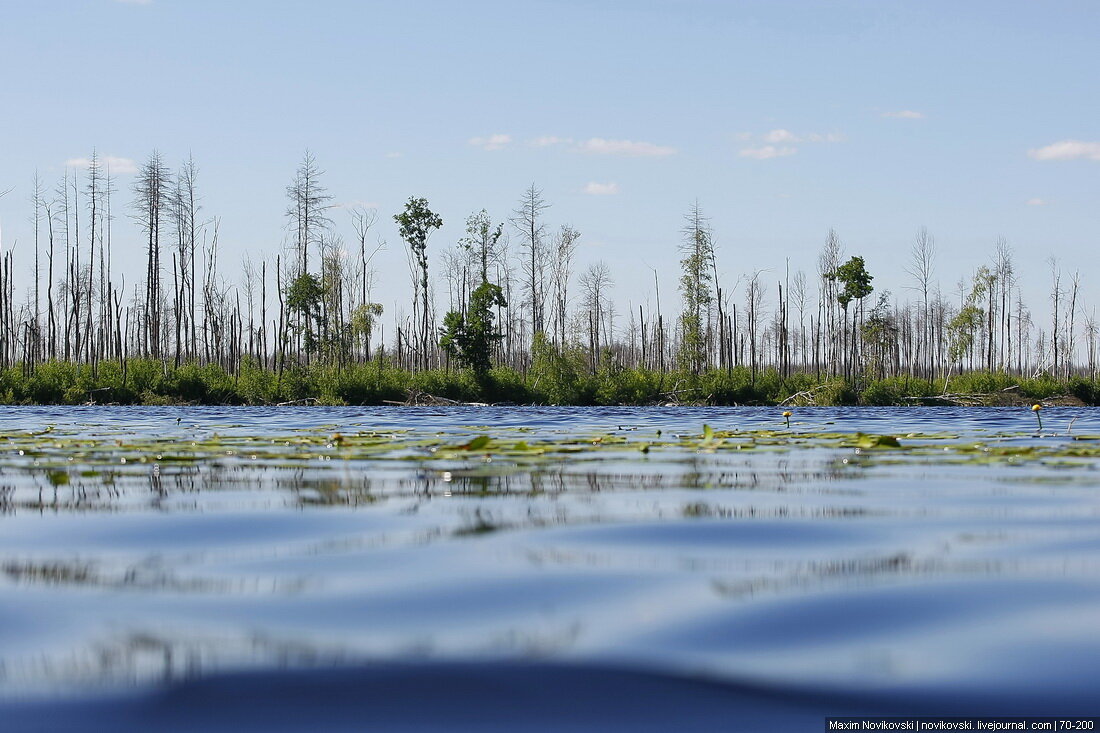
[
  {"xmin": 440, "ymin": 282, "xmax": 507, "ymax": 378},
  {"xmin": 826, "ymin": 255, "xmax": 874, "ymax": 377},
  {"xmin": 285, "ymin": 271, "xmax": 326, "ymax": 358},
  {"xmin": 946, "ymin": 266, "xmax": 994, "ymax": 369},
  {"xmin": 394, "ymin": 197, "xmax": 443, "ymax": 371},
  {"xmin": 441, "ymin": 212, "xmax": 508, "ymax": 380},
  {"xmin": 350, "ymin": 302, "xmax": 384, "ymax": 358}
]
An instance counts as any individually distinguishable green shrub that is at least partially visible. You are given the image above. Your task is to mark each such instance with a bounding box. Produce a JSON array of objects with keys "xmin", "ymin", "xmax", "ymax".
[
  {"xmin": 816, "ymin": 378, "xmax": 858, "ymax": 406},
  {"xmin": 1068, "ymin": 377, "xmax": 1100, "ymax": 405},
  {"xmin": 860, "ymin": 379, "xmax": 903, "ymax": 405},
  {"xmin": 484, "ymin": 367, "xmax": 529, "ymax": 403},
  {"xmin": 529, "ymin": 334, "xmax": 592, "ymax": 404},
  {"xmin": 3, "ymin": 359, "xmax": 1098, "ymax": 406},
  {"xmin": 1019, "ymin": 374, "xmax": 1066, "ymax": 399}
]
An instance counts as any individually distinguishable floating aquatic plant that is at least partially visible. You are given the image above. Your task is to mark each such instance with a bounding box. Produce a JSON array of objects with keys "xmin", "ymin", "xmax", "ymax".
[
  {"xmin": 459, "ymin": 435, "xmax": 491, "ymax": 451},
  {"xmin": 853, "ymin": 433, "xmax": 901, "ymax": 450}
]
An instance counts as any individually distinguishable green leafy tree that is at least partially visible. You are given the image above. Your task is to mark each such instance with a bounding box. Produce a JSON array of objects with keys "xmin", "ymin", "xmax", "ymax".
[
  {"xmin": 440, "ymin": 281, "xmax": 507, "ymax": 378},
  {"xmin": 350, "ymin": 302, "xmax": 384, "ymax": 357},
  {"xmin": 394, "ymin": 197, "xmax": 443, "ymax": 370},
  {"xmin": 828, "ymin": 255, "xmax": 874, "ymax": 309},
  {"xmin": 440, "ymin": 210, "xmax": 508, "ymax": 381},
  {"xmin": 286, "ymin": 272, "xmax": 326, "ymax": 357},
  {"xmin": 946, "ymin": 266, "xmax": 995, "ymax": 366},
  {"xmin": 285, "ymin": 271, "xmax": 354, "ymax": 362},
  {"xmin": 826, "ymin": 255, "xmax": 874, "ymax": 377}
]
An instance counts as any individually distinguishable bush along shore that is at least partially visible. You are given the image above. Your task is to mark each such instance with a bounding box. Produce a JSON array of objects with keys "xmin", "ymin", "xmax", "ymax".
[{"xmin": 1, "ymin": 359, "xmax": 1097, "ymax": 407}]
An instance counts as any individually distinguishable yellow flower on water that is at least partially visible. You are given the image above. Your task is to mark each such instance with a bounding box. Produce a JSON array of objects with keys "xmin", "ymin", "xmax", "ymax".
[
  {"xmin": 1031, "ymin": 404, "xmax": 1042, "ymax": 411},
  {"xmin": 782, "ymin": 411, "xmax": 792, "ymax": 418}
]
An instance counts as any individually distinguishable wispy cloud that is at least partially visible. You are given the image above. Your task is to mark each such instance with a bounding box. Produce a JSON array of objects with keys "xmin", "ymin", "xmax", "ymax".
[
  {"xmin": 737, "ymin": 129, "xmax": 842, "ymax": 159},
  {"xmin": 1028, "ymin": 140, "xmax": 1100, "ymax": 162},
  {"xmin": 113, "ymin": 0, "xmax": 152, "ymax": 5},
  {"xmin": 531, "ymin": 136, "xmax": 573, "ymax": 147},
  {"xmin": 738, "ymin": 145, "xmax": 797, "ymax": 160},
  {"xmin": 764, "ymin": 129, "xmax": 799, "ymax": 143},
  {"xmin": 1027, "ymin": 198, "xmax": 1047, "ymax": 206},
  {"xmin": 385, "ymin": 151, "xmax": 403, "ymax": 159},
  {"xmin": 755, "ymin": 129, "xmax": 845, "ymax": 144},
  {"xmin": 525, "ymin": 135, "xmax": 676, "ymax": 157},
  {"xmin": 468, "ymin": 133, "xmax": 512, "ymax": 151},
  {"xmin": 883, "ymin": 110, "xmax": 925, "ymax": 119},
  {"xmin": 65, "ymin": 155, "xmax": 138, "ymax": 175},
  {"xmin": 583, "ymin": 182, "xmax": 620, "ymax": 196},
  {"xmin": 577, "ymin": 138, "xmax": 676, "ymax": 157}
]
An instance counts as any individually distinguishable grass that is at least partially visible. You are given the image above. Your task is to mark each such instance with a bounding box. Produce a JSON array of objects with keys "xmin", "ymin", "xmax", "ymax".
[{"xmin": 1, "ymin": 358, "xmax": 1098, "ymax": 406}]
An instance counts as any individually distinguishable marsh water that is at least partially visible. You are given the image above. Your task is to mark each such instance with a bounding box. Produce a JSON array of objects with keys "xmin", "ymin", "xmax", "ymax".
[{"xmin": 2, "ymin": 405, "xmax": 1099, "ymax": 730}]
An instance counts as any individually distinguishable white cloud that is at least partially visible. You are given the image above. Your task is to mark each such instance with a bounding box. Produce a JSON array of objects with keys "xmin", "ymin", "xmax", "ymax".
[
  {"xmin": 468, "ymin": 133, "xmax": 512, "ymax": 151},
  {"xmin": 577, "ymin": 138, "xmax": 676, "ymax": 157},
  {"xmin": 1027, "ymin": 198, "xmax": 1047, "ymax": 206},
  {"xmin": 764, "ymin": 129, "xmax": 799, "ymax": 143},
  {"xmin": 737, "ymin": 129, "xmax": 843, "ymax": 157},
  {"xmin": 531, "ymin": 136, "xmax": 572, "ymax": 147},
  {"xmin": 738, "ymin": 145, "xmax": 797, "ymax": 160},
  {"xmin": 65, "ymin": 155, "xmax": 138, "ymax": 175},
  {"xmin": 583, "ymin": 182, "xmax": 620, "ymax": 196},
  {"xmin": 385, "ymin": 151, "xmax": 403, "ymax": 159},
  {"xmin": 883, "ymin": 110, "xmax": 925, "ymax": 119},
  {"xmin": 1028, "ymin": 140, "xmax": 1100, "ymax": 162}
]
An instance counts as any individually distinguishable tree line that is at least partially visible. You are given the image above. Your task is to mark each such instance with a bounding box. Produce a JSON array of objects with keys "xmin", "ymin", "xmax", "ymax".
[{"xmin": 1, "ymin": 149, "xmax": 1097, "ymax": 399}]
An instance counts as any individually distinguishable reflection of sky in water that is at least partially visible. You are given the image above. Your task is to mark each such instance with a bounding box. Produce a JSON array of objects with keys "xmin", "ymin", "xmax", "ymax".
[{"xmin": 1, "ymin": 405, "xmax": 1099, "ymax": 714}]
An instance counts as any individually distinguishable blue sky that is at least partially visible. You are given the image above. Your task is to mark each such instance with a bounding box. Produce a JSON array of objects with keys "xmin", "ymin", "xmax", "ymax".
[{"xmin": 1, "ymin": 0, "xmax": 1098, "ymax": 319}]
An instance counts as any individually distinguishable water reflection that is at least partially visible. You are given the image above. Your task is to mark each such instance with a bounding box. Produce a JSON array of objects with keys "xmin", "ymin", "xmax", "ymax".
[
  {"xmin": 0, "ymin": 406, "xmax": 1099, "ymax": 712},
  {"xmin": 1, "ymin": 447, "xmax": 861, "ymax": 514},
  {"xmin": 1, "ymin": 631, "xmax": 353, "ymax": 693}
]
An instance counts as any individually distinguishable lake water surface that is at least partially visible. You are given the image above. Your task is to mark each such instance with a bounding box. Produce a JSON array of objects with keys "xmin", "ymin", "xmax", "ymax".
[{"xmin": 1, "ymin": 406, "xmax": 1099, "ymax": 731}]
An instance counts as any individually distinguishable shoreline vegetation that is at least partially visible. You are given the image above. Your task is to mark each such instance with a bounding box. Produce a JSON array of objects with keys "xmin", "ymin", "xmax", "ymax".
[
  {"xmin": 4, "ymin": 154, "xmax": 1100, "ymax": 408},
  {"xmin": 1, "ymin": 359, "xmax": 1096, "ymax": 407}
]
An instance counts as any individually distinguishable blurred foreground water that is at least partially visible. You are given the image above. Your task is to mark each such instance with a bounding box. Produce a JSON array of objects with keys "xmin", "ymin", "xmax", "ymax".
[{"xmin": 1, "ymin": 406, "xmax": 1098, "ymax": 731}]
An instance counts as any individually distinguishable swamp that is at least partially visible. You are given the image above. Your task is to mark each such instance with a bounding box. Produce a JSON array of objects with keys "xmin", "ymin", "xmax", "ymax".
[{"xmin": 3, "ymin": 3, "xmax": 1100, "ymax": 727}]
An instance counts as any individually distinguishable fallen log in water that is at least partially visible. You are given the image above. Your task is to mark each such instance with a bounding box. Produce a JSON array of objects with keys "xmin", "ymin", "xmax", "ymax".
[
  {"xmin": 385, "ymin": 390, "xmax": 491, "ymax": 407},
  {"xmin": 779, "ymin": 384, "xmax": 830, "ymax": 407},
  {"xmin": 903, "ymin": 388, "xmax": 1084, "ymax": 407}
]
